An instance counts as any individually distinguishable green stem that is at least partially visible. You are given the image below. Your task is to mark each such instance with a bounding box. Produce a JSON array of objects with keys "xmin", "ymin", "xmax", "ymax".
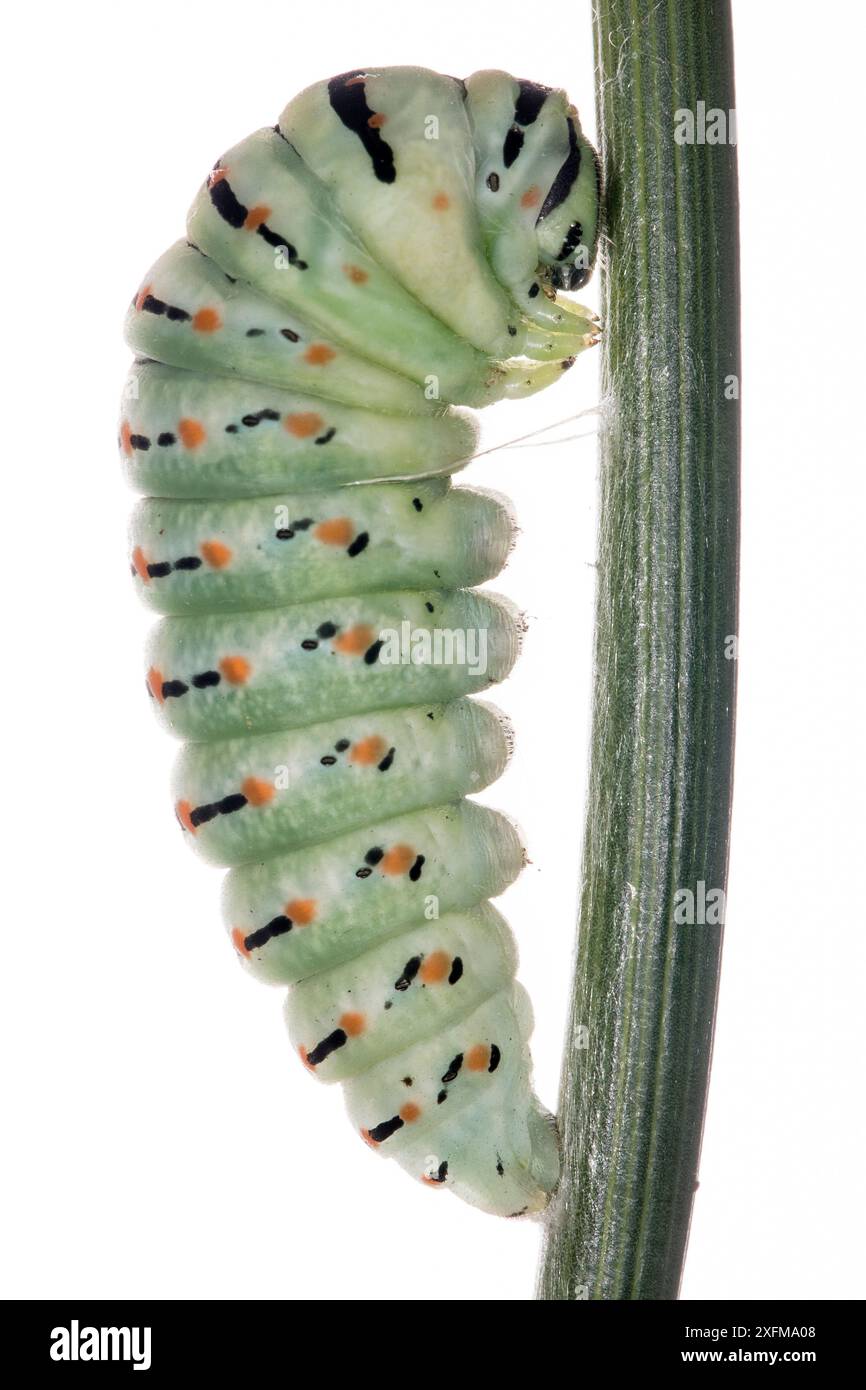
[{"xmin": 537, "ymin": 0, "xmax": 740, "ymax": 1300}]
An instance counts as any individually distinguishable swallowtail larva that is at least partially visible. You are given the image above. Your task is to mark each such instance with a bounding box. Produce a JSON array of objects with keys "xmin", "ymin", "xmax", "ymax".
[{"xmin": 122, "ymin": 67, "xmax": 600, "ymax": 1217}]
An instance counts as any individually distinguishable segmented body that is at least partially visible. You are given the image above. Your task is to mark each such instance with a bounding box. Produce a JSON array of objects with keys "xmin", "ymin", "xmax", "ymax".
[{"xmin": 122, "ymin": 67, "xmax": 599, "ymax": 1216}]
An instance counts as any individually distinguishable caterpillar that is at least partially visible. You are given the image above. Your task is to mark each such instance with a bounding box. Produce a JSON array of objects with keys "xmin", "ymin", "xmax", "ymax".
[{"xmin": 122, "ymin": 67, "xmax": 600, "ymax": 1218}]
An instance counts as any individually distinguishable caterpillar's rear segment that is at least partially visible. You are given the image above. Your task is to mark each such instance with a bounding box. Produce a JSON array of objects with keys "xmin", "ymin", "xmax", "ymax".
[{"xmin": 123, "ymin": 66, "xmax": 599, "ymax": 1218}]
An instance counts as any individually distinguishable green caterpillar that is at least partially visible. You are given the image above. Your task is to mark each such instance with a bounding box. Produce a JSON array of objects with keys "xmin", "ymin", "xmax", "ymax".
[{"xmin": 122, "ymin": 67, "xmax": 599, "ymax": 1217}]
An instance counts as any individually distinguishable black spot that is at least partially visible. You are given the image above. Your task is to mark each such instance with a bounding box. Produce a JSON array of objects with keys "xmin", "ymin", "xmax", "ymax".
[
  {"xmin": 377, "ymin": 747, "xmax": 395, "ymax": 773},
  {"xmin": 528, "ymin": 283, "xmax": 540, "ymax": 299},
  {"xmin": 364, "ymin": 639, "xmax": 384, "ymax": 665},
  {"xmin": 402, "ymin": 1077, "xmax": 413, "ymax": 1087},
  {"xmin": 157, "ymin": 431, "xmax": 176, "ymax": 446},
  {"xmin": 507, "ymin": 325, "xmax": 517, "ymax": 336},
  {"xmin": 347, "ymin": 531, "xmax": 369, "ymax": 557},
  {"xmin": 191, "ymin": 670, "xmax": 221, "ymax": 689},
  {"xmin": 276, "ymin": 528, "xmax": 294, "ymax": 540},
  {"xmin": 335, "ymin": 738, "xmax": 350, "ymax": 752},
  {"xmin": 442, "ymin": 1054, "xmax": 463, "ymax": 1084},
  {"xmin": 437, "ymin": 1090, "xmax": 447, "ymax": 1104},
  {"xmin": 496, "ymin": 1158, "xmax": 505, "ymax": 1176},
  {"xmin": 280, "ymin": 327, "xmax": 300, "ymax": 342},
  {"xmin": 412, "ymin": 497, "xmax": 423, "ymax": 511},
  {"xmin": 225, "ymin": 424, "xmax": 239, "ymax": 434},
  {"xmin": 427, "ymin": 1161, "xmax": 449, "ymax": 1184},
  {"xmin": 129, "ymin": 433, "xmax": 150, "ymax": 451},
  {"xmin": 355, "ymin": 866, "xmax": 372, "ymax": 879},
  {"xmin": 365, "ymin": 847, "xmax": 384, "ymax": 866},
  {"xmin": 486, "ymin": 171, "xmax": 500, "ymax": 192},
  {"xmin": 301, "ymin": 639, "xmax": 318, "ymax": 651},
  {"xmin": 395, "ymin": 957, "xmax": 422, "ymax": 992},
  {"xmin": 173, "ymin": 556, "xmax": 202, "ymax": 571},
  {"xmin": 146, "ymin": 562, "xmax": 172, "ymax": 579},
  {"xmin": 488, "ymin": 1044, "xmax": 501, "ymax": 1073},
  {"xmin": 320, "ymin": 754, "xmax": 337, "ymax": 766},
  {"xmin": 408, "ymin": 855, "xmax": 425, "ymax": 882},
  {"xmin": 317, "ymin": 621, "xmax": 337, "ymax": 639},
  {"xmin": 448, "ymin": 957, "xmax": 464, "ymax": 985},
  {"xmin": 514, "ymin": 79, "xmax": 549, "ymax": 127},
  {"xmin": 246, "ymin": 327, "xmax": 265, "ymax": 337},
  {"xmin": 161, "ymin": 679, "xmax": 188, "ymax": 698},
  {"xmin": 425, "ymin": 602, "xmax": 434, "ymax": 613},
  {"xmin": 503, "ymin": 126, "xmax": 524, "ymax": 168},
  {"xmin": 295, "ymin": 518, "xmax": 314, "ymax": 531}
]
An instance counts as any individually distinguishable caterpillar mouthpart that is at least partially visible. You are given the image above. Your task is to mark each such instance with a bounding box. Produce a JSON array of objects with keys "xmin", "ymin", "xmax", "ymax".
[{"xmin": 124, "ymin": 65, "xmax": 599, "ymax": 1218}]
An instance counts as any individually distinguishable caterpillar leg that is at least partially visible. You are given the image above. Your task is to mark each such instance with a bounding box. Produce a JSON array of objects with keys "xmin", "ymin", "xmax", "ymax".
[{"xmin": 124, "ymin": 65, "xmax": 600, "ymax": 1217}]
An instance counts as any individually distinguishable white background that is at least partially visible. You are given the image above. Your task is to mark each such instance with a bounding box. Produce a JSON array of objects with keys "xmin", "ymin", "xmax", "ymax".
[{"xmin": 1, "ymin": 0, "xmax": 863, "ymax": 1302}]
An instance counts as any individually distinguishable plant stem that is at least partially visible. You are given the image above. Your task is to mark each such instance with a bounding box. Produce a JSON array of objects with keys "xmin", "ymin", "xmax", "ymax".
[{"xmin": 537, "ymin": 0, "xmax": 740, "ymax": 1300}]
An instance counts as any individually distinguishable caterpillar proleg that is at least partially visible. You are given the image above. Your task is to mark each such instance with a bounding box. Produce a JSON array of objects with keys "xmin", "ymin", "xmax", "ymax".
[{"xmin": 122, "ymin": 67, "xmax": 599, "ymax": 1217}]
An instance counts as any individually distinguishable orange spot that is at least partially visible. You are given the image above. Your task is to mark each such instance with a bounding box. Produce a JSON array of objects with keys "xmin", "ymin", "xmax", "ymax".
[
  {"xmin": 346, "ymin": 76, "xmax": 366, "ymax": 87},
  {"xmin": 421, "ymin": 1173, "xmax": 446, "ymax": 1187},
  {"xmin": 419, "ymin": 951, "xmax": 450, "ymax": 984},
  {"xmin": 400, "ymin": 1103, "xmax": 421, "ymax": 1123},
  {"xmin": 175, "ymin": 800, "xmax": 196, "ymax": 834},
  {"xmin": 520, "ymin": 185, "xmax": 541, "ymax": 208},
  {"xmin": 244, "ymin": 204, "xmax": 271, "ymax": 230},
  {"xmin": 314, "ymin": 517, "xmax": 354, "ymax": 547},
  {"xmin": 339, "ymin": 1011, "xmax": 366, "ymax": 1037},
  {"xmin": 360, "ymin": 1127, "xmax": 379, "ymax": 1147},
  {"xmin": 208, "ymin": 166, "xmax": 228, "ymax": 186},
  {"xmin": 231, "ymin": 927, "xmax": 250, "ymax": 958},
  {"xmin": 219, "ymin": 655, "xmax": 251, "ymax": 685},
  {"xmin": 285, "ymin": 898, "xmax": 317, "ymax": 926},
  {"xmin": 200, "ymin": 540, "xmax": 232, "ymax": 569},
  {"xmin": 367, "ymin": 112, "xmax": 387, "ymax": 128},
  {"xmin": 343, "ymin": 264, "xmax": 369, "ymax": 284},
  {"xmin": 146, "ymin": 666, "xmax": 165, "ymax": 704},
  {"xmin": 349, "ymin": 735, "xmax": 387, "ymax": 766},
  {"xmin": 332, "ymin": 624, "xmax": 375, "ymax": 656},
  {"xmin": 134, "ymin": 284, "xmax": 152, "ymax": 313},
  {"xmin": 381, "ymin": 845, "xmax": 415, "ymax": 877},
  {"xmin": 304, "ymin": 343, "xmax": 336, "ymax": 366},
  {"xmin": 432, "ymin": 192, "xmax": 451, "ymax": 211},
  {"xmin": 241, "ymin": 776, "xmax": 275, "ymax": 806},
  {"xmin": 192, "ymin": 307, "xmax": 222, "ymax": 333},
  {"xmin": 284, "ymin": 411, "xmax": 324, "ymax": 439},
  {"xmin": 120, "ymin": 421, "xmax": 133, "ymax": 457},
  {"xmin": 131, "ymin": 546, "xmax": 150, "ymax": 584},
  {"xmin": 299, "ymin": 1046, "xmax": 316, "ymax": 1074},
  {"xmin": 466, "ymin": 1044, "xmax": 491, "ymax": 1071},
  {"xmin": 178, "ymin": 418, "xmax": 206, "ymax": 449}
]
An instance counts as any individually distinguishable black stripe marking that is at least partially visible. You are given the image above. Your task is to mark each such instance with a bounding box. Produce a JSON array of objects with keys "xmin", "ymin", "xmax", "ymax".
[
  {"xmin": 315, "ymin": 427, "xmax": 337, "ymax": 445},
  {"xmin": 448, "ymin": 957, "xmax": 464, "ymax": 985},
  {"xmin": 209, "ymin": 175, "xmax": 247, "ymax": 229},
  {"xmin": 427, "ymin": 1161, "xmax": 449, "ymax": 1184},
  {"xmin": 488, "ymin": 1044, "xmax": 502, "ymax": 1073},
  {"xmin": 537, "ymin": 116, "xmax": 581, "ymax": 222},
  {"xmin": 408, "ymin": 854, "xmax": 425, "ymax": 882},
  {"xmin": 306, "ymin": 1028, "xmax": 348, "ymax": 1066},
  {"xmin": 161, "ymin": 679, "xmax": 188, "ymax": 699},
  {"xmin": 328, "ymin": 72, "xmax": 396, "ymax": 184},
  {"xmin": 189, "ymin": 791, "xmax": 248, "ymax": 829},
  {"xmin": 377, "ymin": 746, "xmax": 395, "ymax": 772},
  {"xmin": 245, "ymin": 914, "xmax": 294, "ymax": 951},
  {"xmin": 347, "ymin": 531, "xmax": 369, "ymax": 557},
  {"xmin": 368, "ymin": 1114, "xmax": 404, "ymax": 1143}
]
